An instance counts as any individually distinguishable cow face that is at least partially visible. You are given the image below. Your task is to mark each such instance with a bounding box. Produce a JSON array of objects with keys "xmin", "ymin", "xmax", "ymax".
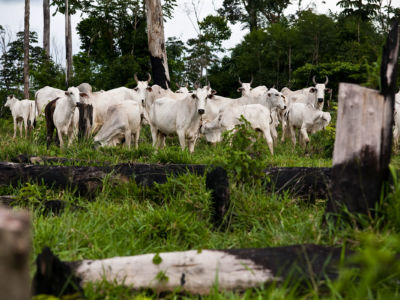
[
  {"xmin": 192, "ymin": 85, "xmax": 216, "ymax": 115},
  {"xmin": 65, "ymin": 87, "xmax": 81, "ymax": 104},
  {"xmin": 200, "ymin": 116, "xmax": 222, "ymax": 144},
  {"xmin": 176, "ymin": 86, "xmax": 190, "ymax": 94},
  {"xmin": 4, "ymin": 95, "xmax": 16, "ymax": 108},
  {"xmin": 133, "ymin": 73, "xmax": 151, "ymax": 105},
  {"xmin": 266, "ymin": 88, "xmax": 286, "ymax": 110},
  {"xmin": 237, "ymin": 83, "xmax": 252, "ymax": 96}
]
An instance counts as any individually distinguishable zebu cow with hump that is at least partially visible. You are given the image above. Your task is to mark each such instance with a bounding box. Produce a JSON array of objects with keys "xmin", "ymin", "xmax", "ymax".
[
  {"xmin": 149, "ymin": 83, "xmax": 215, "ymax": 152},
  {"xmin": 80, "ymin": 73, "xmax": 151, "ymax": 133},
  {"xmin": 94, "ymin": 100, "xmax": 143, "ymax": 149},
  {"xmin": 237, "ymin": 77, "xmax": 268, "ymax": 98}
]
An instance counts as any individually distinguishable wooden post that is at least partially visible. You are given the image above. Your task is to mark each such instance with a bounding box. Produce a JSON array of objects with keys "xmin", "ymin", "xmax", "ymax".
[
  {"xmin": 145, "ymin": 0, "xmax": 170, "ymax": 89},
  {"xmin": 0, "ymin": 206, "xmax": 31, "ymax": 300},
  {"xmin": 43, "ymin": 0, "xmax": 50, "ymax": 56},
  {"xmin": 326, "ymin": 21, "xmax": 399, "ymax": 218},
  {"xmin": 23, "ymin": 0, "xmax": 30, "ymax": 99},
  {"xmin": 33, "ymin": 244, "xmax": 346, "ymax": 296}
]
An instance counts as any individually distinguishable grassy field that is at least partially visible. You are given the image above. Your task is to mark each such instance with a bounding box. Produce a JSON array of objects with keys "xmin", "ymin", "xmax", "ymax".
[{"xmin": 1, "ymin": 115, "xmax": 400, "ymax": 299}]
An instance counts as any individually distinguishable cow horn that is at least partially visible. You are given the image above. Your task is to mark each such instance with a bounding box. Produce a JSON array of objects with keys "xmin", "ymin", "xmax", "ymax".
[
  {"xmin": 238, "ymin": 77, "xmax": 242, "ymax": 85},
  {"xmin": 207, "ymin": 81, "xmax": 211, "ymax": 89},
  {"xmin": 165, "ymin": 81, "xmax": 169, "ymax": 89},
  {"xmin": 134, "ymin": 73, "xmax": 139, "ymax": 83},
  {"xmin": 194, "ymin": 81, "xmax": 200, "ymax": 89},
  {"xmin": 176, "ymin": 82, "xmax": 181, "ymax": 88},
  {"xmin": 312, "ymin": 75, "xmax": 317, "ymax": 85},
  {"xmin": 185, "ymin": 82, "xmax": 189, "ymax": 88},
  {"xmin": 324, "ymin": 75, "xmax": 329, "ymax": 85},
  {"xmin": 147, "ymin": 72, "xmax": 152, "ymax": 83},
  {"xmin": 250, "ymin": 75, "xmax": 253, "ymax": 85}
]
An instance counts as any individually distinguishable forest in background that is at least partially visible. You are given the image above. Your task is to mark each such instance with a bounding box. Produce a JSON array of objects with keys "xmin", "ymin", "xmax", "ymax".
[{"xmin": 0, "ymin": 0, "xmax": 399, "ymax": 110}]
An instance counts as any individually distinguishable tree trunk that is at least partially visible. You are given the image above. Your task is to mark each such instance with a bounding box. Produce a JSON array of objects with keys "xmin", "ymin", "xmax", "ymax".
[
  {"xmin": 0, "ymin": 207, "xmax": 31, "ymax": 300},
  {"xmin": 23, "ymin": 0, "xmax": 30, "ymax": 99},
  {"xmin": 326, "ymin": 21, "xmax": 399, "ymax": 219},
  {"xmin": 65, "ymin": 0, "xmax": 72, "ymax": 88},
  {"xmin": 145, "ymin": 0, "xmax": 170, "ymax": 89},
  {"xmin": 33, "ymin": 244, "xmax": 347, "ymax": 296},
  {"xmin": 43, "ymin": 0, "xmax": 50, "ymax": 56}
]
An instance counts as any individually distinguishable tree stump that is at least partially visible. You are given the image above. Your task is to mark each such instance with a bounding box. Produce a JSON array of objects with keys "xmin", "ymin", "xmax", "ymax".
[{"xmin": 0, "ymin": 206, "xmax": 31, "ymax": 300}]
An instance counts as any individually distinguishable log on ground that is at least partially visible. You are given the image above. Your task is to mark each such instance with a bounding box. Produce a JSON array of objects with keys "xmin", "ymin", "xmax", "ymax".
[{"xmin": 33, "ymin": 244, "xmax": 348, "ymax": 296}]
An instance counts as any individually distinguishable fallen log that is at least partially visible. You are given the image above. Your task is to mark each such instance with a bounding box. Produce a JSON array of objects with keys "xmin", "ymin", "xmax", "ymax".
[
  {"xmin": 33, "ymin": 244, "xmax": 347, "ymax": 296},
  {"xmin": 0, "ymin": 206, "xmax": 31, "ymax": 300},
  {"xmin": 0, "ymin": 160, "xmax": 332, "ymax": 200}
]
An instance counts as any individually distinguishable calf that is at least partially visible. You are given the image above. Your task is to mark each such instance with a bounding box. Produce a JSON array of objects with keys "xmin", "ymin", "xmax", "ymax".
[
  {"xmin": 4, "ymin": 95, "xmax": 36, "ymax": 138},
  {"xmin": 149, "ymin": 83, "xmax": 215, "ymax": 152},
  {"xmin": 94, "ymin": 101, "xmax": 142, "ymax": 149},
  {"xmin": 201, "ymin": 104, "xmax": 274, "ymax": 154},
  {"xmin": 45, "ymin": 87, "xmax": 84, "ymax": 148},
  {"xmin": 286, "ymin": 103, "xmax": 331, "ymax": 147}
]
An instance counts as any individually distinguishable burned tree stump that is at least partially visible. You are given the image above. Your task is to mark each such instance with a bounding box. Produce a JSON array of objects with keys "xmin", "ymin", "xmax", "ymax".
[
  {"xmin": 206, "ymin": 167, "xmax": 230, "ymax": 228},
  {"xmin": 0, "ymin": 206, "xmax": 31, "ymax": 300},
  {"xmin": 326, "ymin": 21, "xmax": 399, "ymax": 218},
  {"xmin": 33, "ymin": 244, "xmax": 347, "ymax": 296}
]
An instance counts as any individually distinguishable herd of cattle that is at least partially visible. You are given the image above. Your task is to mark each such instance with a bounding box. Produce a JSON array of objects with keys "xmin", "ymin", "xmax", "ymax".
[{"xmin": 5, "ymin": 74, "xmax": 399, "ymax": 154}]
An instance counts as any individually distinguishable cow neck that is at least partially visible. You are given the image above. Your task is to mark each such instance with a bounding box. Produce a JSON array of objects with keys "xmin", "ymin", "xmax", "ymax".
[{"xmin": 7, "ymin": 97, "xmax": 18, "ymax": 110}]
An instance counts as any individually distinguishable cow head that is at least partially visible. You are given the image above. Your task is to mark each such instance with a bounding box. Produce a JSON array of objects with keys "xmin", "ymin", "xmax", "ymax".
[
  {"xmin": 312, "ymin": 111, "xmax": 331, "ymax": 133},
  {"xmin": 176, "ymin": 82, "xmax": 190, "ymax": 94},
  {"xmin": 4, "ymin": 95, "xmax": 17, "ymax": 108},
  {"xmin": 200, "ymin": 115, "xmax": 223, "ymax": 144},
  {"xmin": 266, "ymin": 88, "xmax": 286, "ymax": 110},
  {"xmin": 237, "ymin": 77, "xmax": 253, "ymax": 96},
  {"xmin": 134, "ymin": 73, "xmax": 151, "ymax": 105},
  {"xmin": 311, "ymin": 76, "xmax": 331, "ymax": 108},
  {"xmin": 191, "ymin": 82, "xmax": 216, "ymax": 115},
  {"xmin": 65, "ymin": 87, "xmax": 81, "ymax": 105}
]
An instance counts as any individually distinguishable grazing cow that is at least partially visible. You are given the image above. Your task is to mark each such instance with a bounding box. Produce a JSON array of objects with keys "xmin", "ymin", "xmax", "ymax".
[
  {"xmin": 149, "ymin": 83, "xmax": 215, "ymax": 152},
  {"xmin": 81, "ymin": 73, "xmax": 150, "ymax": 133},
  {"xmin": 286, "ymin": 102, "xmax": 331, "ymax": 147},
  {"xmin": 94, "ymin": 101, "xmax": 143, "ymax": 149},
  {"xmin": 201, "ymin": 104, "xmax": 274, "ymax": 154},
  {"xmin": 4, "ymin": 95, "xmax": 36, "ymax": 138},
  {"xmin": 45, "ymin": 87, "xmax": 85, "ymax": 148}
]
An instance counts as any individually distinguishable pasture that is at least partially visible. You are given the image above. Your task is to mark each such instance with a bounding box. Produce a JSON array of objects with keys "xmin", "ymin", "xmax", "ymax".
[{"xmin": 1, "ymin": 107, "xmax": 400, "ymax": 299}]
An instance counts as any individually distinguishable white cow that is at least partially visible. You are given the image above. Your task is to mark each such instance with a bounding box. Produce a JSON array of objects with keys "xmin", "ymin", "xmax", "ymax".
[
  {"xmin": 286, "ymin": 102, "xmax": 331, "ymax": 147},
  {"xmin": 46, "ymin": 87, "xmax": 83, "ymax": 148},
  {"xmin": 281, "ymin": 76, "xmax": 331, "ymax": 111},
  {"xmin": 201, "ymin": 104, "xmax": 274, "ymax": 154},
  {"xmin": 149, "ymin": 83, "xmax": 214, "ymax": 152},
  {"xmin": 393, "ymin": 91, "xmax": 400, "ymax": 148},
  {"xmin": 35, "ymin": 86, "xmax": 65, "ymax": 115},
  {"xmin": 176, "ymin": 82, "xmax": 191, "ymax": 95},
  {"xmin": 81, "ymin": 73, "xmax": 151, "ymax": 133},
  {"xmin": 94, "ymin": 101, "xmax": 143, "ymax": 149},
  {"xmin": 4, "ymin": 95, "xmax": 36, "ymax": 138}
]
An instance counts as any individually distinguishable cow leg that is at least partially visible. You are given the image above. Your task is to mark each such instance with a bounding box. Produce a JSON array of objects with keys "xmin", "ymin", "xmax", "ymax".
[
  {"xmin": 18, "ymin": 120, "xmax": 23, "ymax": 138},
  {"xmin": 23, "ymin": 118, "xmax": 28, "ymax": 138},
  {"xmin": 270, "ymin": 126, "xmax": 278, "ymax": 146},
  {"xmin": 57, "ymin": 130, "xmax": 65, "ymax": 149},
  {"xmin": 158, "ymin": 133, "xmax": 166, "ymax": 149},
  {"xmin": 124, "ymin": 129, "xmax": 132, "ymax": 149},
  {"xmin": 13, "ymin": 118, "xmax": 17, "ymax": 139},
  {"xmin": 263, "ymin": 129, "xmax": 274, "ymax": 155},
  {"xmin": 300, "ymin": 126, "xmax": 310, "ymax": 148},
  {"xmin": 150, "ymin": 126, "xmax": 159, "ymax": 148},
  {"xmin": 177, "ymin": 130, "xmax": 186, "ymax": 150},
  {"xmin": 134, "ymin": 128, "xmax": 141, "ymax": 149},
  {"xmin": 290, "ymin": 125, "xmax": 296, "ymax": 146}
]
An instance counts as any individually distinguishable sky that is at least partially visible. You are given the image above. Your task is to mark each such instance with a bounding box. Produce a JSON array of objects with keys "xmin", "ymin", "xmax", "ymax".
[{"xmin": 0, "ymin": 0, "xmax": 340, "ymax": 65}]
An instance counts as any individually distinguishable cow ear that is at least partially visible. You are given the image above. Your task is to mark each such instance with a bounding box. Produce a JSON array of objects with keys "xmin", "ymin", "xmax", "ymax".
[
  {"xmin": 267, "ymin": 93, "xmax": 271, "ymax": 97},
  {"xmin": 309, "ymin": 88, "xmax": 316, "ymax": 93},
  {"xmin": 211, "ymin": 89, "xmax": 217, "ymax": 95},
  {"xmin": 146, "ymin": 87, "xmax": 153, "ymax": 92},
  {"xmin": 80, "ymin": 92, "xmax": 88, "ymax": 98},
  {"xmin": 191, "ymin": 94, "xmax": 197, "ymax": 99},
  {"xmin": 237, "ymin": 87, "xmax": 243, "ymax": 92},
  {"xmin": 325, "ymin": 88, "xmax": 332, "ymax": 93},
  {"xmin": 65, "ymin": 91, "xmax": 70, "ymax": 96}
]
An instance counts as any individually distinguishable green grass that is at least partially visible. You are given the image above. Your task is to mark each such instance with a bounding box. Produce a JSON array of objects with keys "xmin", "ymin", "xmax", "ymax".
[{"xmin": 1, "ymin": 117, "xmax": 400, "ymax": 299}]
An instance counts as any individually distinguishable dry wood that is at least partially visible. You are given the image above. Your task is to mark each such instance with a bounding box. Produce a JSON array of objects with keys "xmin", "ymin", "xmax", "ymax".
[
  {"xmin": 23, "ymin": 0, "xmax": 30, "ymax": 99},
  {"xmin": 145, "ymin": 0, "xmax": 170, "ymax": 88},
  {"xmin": 0, "ymin": 206, "xmax": 31, "ymax": 300},
  {"xmin": 33, "ymin": 244, "xmax": 346, "ymax": 296},
  {"xmin": 65, "ymin": 0, "xmax": 72, "ymax": 88}
]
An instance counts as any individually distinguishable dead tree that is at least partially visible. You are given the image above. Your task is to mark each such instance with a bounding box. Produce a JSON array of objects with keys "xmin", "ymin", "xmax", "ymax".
[
  {"xmin": 145, "ymin": 0, "xmax": 170, "ymax": 88},
  {"xmin": 23, "ymin": 0, "xmax": 30, "ymax": 99},
  {"xmin": 33, "ymin": 244, "xmax": 347, "ymax": 296},
  {"xmin": 326, "ymin": 21, "xmax": 399, "ymax": 218},
  {"xmin": 65, "ymin": 0, "xmax": 72, "ymax": 88},
  {"xmin": 0, "ymin": 207, "xmax": 31, "ymax": 300},
  {"xmin": 43, "ymin": 0, "xmax": 50, "ymax": 56}
]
